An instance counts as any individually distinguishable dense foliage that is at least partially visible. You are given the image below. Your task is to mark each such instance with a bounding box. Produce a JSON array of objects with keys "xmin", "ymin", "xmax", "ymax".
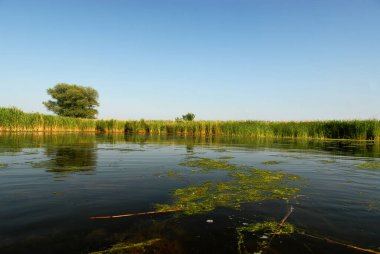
[
  {"xmin": 182, "ymin": 113, "xmax": 195, "ymax": 121},
  {"xmin": 43, "ymin": 83, "xmax": 99, "ymax": 119}
]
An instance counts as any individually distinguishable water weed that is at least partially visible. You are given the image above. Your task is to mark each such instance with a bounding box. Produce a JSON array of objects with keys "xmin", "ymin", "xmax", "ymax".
[
  {"xmin": 356, "ymin": 162, "xmax": 380, "ymax": 170},
  {"xmin": 237, "ymin": 221, "xmax": 295, "ymax": 254},
  {"xmin": 320, "ymin": 159, "xmax": 336, "ymax": 164},
  {"xmin": 156, "ymin": 158, "xmax": 300, "ymax": 215},
  {"xmin": 179, "ymin": 157, "xmax": 243, "ymax": 172},
  {"xmin": 261, "ymin": 160, "xmax": 283, "ymax": 165},
  {"xmin": 89, "ymin": 238, "xmax": 161, "ymax": 254}
]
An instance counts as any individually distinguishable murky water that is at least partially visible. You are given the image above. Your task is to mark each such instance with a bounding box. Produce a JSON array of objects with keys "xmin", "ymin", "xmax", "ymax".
[{"xmin": 0, "ymin": 133, "xmax": 379, "ymax": 254}]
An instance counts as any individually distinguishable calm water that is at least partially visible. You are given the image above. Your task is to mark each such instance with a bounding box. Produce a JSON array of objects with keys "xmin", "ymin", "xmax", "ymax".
[{"xmin": 0, "ymin": 133, "xmax": 379, "ymax": 254}]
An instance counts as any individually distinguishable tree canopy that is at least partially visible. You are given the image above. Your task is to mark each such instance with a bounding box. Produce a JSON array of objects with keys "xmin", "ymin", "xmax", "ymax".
[
  {"xmin": 182, "ymin": 113, "xmax": 195, "ymax": 121},
  {"xmin": 43, "ymin": 83, "xmax": 99, "ymax": 119}
]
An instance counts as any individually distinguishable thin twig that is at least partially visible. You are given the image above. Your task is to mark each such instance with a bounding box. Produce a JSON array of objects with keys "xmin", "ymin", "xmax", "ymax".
[
  {"xmin": 264, "ymin": 206, "xmax": 294, "ymax": 253},
  {"xmin": 271, "ymin": 206, "xmax": 294, "ymax": 238},
  {"xmin": 300, "ymin": 232, "xmax": 380, "ymax": 254},
  {"xmin": 90, "ymin": 209, "xmax": 182, "ymax": 219}
]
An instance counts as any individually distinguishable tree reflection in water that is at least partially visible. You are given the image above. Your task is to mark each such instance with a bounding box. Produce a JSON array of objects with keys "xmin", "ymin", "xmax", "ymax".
[{"xmin": 44, "ymin": 145, "xmax": 97, "ymax": 174}]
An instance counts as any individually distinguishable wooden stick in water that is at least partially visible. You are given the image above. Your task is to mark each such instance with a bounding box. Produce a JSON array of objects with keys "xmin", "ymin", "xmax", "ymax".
[
  {"xmin": 266, "ymin": 206, "xmax": 294, "ymax": 248},
  {"xmin": 279, "ymin": 206, "xmax": 294, "ymax": 228},
  {"xmin": 300, "ymin": 232, "xmax": 380, "ymax": 254},
  {"xmin": 90, "ymin": 209, "xmax": 181, "ymax": 219}
]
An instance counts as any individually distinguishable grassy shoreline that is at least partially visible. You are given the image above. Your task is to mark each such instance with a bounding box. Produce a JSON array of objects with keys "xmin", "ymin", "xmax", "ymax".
[{"xmin": 1, "ymin": 107, "xmax": 379, "ymax": 140}]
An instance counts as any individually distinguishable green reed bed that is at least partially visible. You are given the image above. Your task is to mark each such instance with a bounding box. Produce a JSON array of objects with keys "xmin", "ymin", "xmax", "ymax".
[
  {"xmin": 95, "ymin": 119, "xmax": 126, "ymax": 133},
  {"xmin": 1, "ymin": 108, "xmax": 380, "ymax": 140},
  {"xmin": 124, "ymin": 119, "xmax": 380, "ymax": 140},
  {"xmin": 0, "ymin": 107, "xmax": 96, "ymax": 132}
]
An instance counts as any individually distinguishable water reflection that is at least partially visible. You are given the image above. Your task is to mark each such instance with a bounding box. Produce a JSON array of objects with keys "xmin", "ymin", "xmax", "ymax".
[
  {"xmin": 186, "ymin": 143, "xmax": 194, "ymax": 153},
  {"xmin": 123, "ymin": 134, "xmax": 380, "ymax": 158},
  {"xmin": 1, "ymin": 132, "xmax": 380, "ymax": 158},
  {"xmin": 0, "ymin": 133, "xmax": 97, "ymax": 152},
  {"xmin": 2, "ymin": 133, "xmax": 101, "ymax": 176},
  {"xmin": 40, "ymin": 144, "xmax": 97, "ymax": 174},
  {"xmin": 1, "ymin": 133, "xmax": 380, "ymax": 253}
]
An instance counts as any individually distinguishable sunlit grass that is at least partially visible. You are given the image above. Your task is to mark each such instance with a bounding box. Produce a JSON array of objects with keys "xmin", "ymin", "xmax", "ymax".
[
  {"xmin": 1, "ymin": 107, "xmax": 380, "ymax": 140},
  {"xmin": 0, "ymin": 107, "xmax": 95, "ymax": 132},
  {"xmin": 124, "ymin": 119, "xmax": 380, "ymax": 140}
]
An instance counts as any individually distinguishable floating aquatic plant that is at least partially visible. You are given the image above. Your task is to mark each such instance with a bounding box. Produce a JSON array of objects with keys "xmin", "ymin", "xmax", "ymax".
[
  {"xmin": 156, "ymin": 158, "xmax": 301, "ymax": 215},
  {"xmin": 261, "ymin": 160, "xmax": 283, "ymax": 165},
  {"xmin": 89, "ymin": 238, "xmax": 161, "ymax": 254},
  {"xmin": 237, "ymin": 221, "xmax": 295, "ymax": 254},
  {"xmin": 320, "ymin": 159, "xmax": 336, "ymax": 164},
  {"xmin": 179, "ymin": 157, "xmax": 243, "ymax": 172},
  {"xmin": 356, "ymin": 162, "xmax": 380, "ymax": 170},
  {"xmin": 155, "ymin": 170, "xmax": 184, "ymax": 178}
]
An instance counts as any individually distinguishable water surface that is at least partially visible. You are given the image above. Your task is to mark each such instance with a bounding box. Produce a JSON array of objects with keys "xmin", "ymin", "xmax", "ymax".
[{"xmin": 0, "ymin": 133, "xmax": 379, "ymax": 253}]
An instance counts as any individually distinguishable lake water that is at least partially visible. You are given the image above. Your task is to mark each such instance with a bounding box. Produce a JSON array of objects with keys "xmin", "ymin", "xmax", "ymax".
[{"xmin": 0, "ymin": 133, "xmax": 379, "ymax": 254}]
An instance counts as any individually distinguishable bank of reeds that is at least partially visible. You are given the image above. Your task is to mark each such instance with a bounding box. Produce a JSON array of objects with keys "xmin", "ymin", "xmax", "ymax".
[
  {"xmin": 96, "ymin": 119, "xmax": 126, "ymax": 133},
  {"xmin": 0, "ymin": 108, "xmax": 127, "ymax": 133},
  {"xmin": 1, "ymin": 107, "xmax": 380, "ymax": 140},
  {"xmin": 123, "ymin": 119, "xmax": 380, "ymax": 140},
  {"xmin": 0, "ymin": 107, "xmax": 96, "ymax": 132}
]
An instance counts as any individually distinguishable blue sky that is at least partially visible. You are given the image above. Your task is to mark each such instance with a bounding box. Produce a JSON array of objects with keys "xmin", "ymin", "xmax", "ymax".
[{"xmin": 0, "ymin": 0, "xmax": 379, "ymax": 120}]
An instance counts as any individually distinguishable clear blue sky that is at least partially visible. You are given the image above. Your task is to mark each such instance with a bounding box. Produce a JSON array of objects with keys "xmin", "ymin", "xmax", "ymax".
[{"xmin": 0, "ymin": 0, "xmax": 379, "ymax": 120}]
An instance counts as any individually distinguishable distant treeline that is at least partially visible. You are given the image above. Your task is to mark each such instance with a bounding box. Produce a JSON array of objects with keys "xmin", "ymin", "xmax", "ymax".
[{"xmin": 1, "ymin": 107, "xmax": 380, "ymax": 140}]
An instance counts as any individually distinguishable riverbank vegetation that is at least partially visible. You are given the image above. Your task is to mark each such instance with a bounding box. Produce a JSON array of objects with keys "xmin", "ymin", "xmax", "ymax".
[
  {"xmin": 1, "ymin": 107, "xmax": 380, "ymax": 140},
  {"xmin": 0, "ymin": 107, "xmax": 96, "ymax": 132}
]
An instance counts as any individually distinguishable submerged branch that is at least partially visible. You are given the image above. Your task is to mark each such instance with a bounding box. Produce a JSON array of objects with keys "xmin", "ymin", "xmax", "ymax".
[
  {"xmin": 90, "ymin": 209, "xmax": 182, "ymax": 219},
  {"xmin": 264, "ymin": 206, "xmax": 295, "ymax": 253},
  {"xmin": 300, "ymin": 232, "xmax": 380, "ymax": 254}
]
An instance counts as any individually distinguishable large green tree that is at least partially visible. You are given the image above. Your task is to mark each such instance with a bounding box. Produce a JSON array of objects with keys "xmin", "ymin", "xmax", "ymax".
[
  {"xmin": 43, "ymin": 83, "xmax": 99, "ymax": 119},
  {"xmin": 182, "ymin": 113, "xmax": 195, "ymax": 121}
]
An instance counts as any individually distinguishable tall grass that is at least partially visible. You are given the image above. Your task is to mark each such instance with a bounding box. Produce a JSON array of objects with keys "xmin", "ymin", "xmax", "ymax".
[
  {"xmin": 0, "ymin": 107, "xmax": 96, "ymax": 132},
  {"xmin": 0, "ymin": 107, "xmax": 128, "ymax": 133},
  {"xmin": 96, "ymin": 119, "xmax": 126, "ymax": 133},
  {"xmin": 123, "ymin": 119, "xmax": 380, "ymax": 141},
  {"xmin": 1, "ymin": 107, "xmax": 380, "ymax": 140}
]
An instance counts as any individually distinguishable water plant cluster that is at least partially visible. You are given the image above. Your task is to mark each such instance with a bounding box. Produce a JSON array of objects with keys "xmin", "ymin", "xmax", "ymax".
[
  {"xmin": 89, "ymin": 238, "xmax": 161, "ymax": 254},
  {"xmin": 154, "ymin": 157, "xmax": 301, "ymax": 215},
  {"xmin": 356, "ymin": 162, "xmax": 380, "ymax": 170},
  {"xmin": 89, "ymin": 157, "xmax": 301, "ymax": 254},
  {"xmin": 261, "ymin": 160, "xmax": 283, "ymax": 165},
  {"xmin": 2, "ymin": 107, "xmax": 380, "ymax": 140},
  {"xmin": 237, "ymin": 221, "xmax": 295, "ymax": 254}
]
